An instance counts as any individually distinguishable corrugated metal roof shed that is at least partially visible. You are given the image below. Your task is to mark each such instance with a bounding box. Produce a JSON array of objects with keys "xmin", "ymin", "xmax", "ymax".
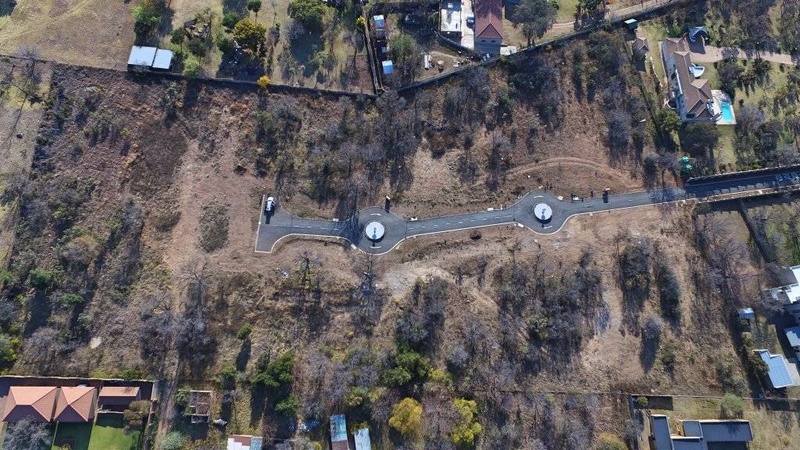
[
  {"xmin": 354, "ymin": 427, "xmax": 371, "ymax": 450},
  {"xmin": 152, "ymin": 49, "xmax": 174, "ymax": 70},
  {"xmin": 737, "ymin": 308, "xmax": 755, "ymax": 320},
  {"xmin": 128, "ymin": 46, "xmax": 157, "ymax": 67},
  {"xmin": 373, "ymin": 15, "xmax": 385, "ymax": 28},
  {"xmin": 330, "ymin": 414, "xmax": 349, "ymax": 450},
  {"xmin": 757, "ymin": 350, "xmax": 795, "ymax": 388},
  {"xmin": 382, "ymin": 60, "xmax": 393, "ymax": 75}
]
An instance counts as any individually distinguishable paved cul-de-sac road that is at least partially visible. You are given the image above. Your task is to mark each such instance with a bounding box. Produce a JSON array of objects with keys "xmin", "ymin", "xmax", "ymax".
[{"xmin": 255, "ymin": 166, "xmax": 800, "ymax": 255}]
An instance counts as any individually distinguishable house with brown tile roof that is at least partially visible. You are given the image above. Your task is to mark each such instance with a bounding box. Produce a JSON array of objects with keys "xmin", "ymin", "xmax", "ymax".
[
  {"xmin": 1, "ymin": 386, "xmax": 58, "ymax": 422},
  {"xmin": 661, "ymin": 37, "xmax": 718, "ymax": 122},
  {"xmin": 474, "ymin": 0, "xmax": 503, "ymax": 55},
  {"xmin": 98, "ymin": 386, "xmax": 140, "ymax": 408},
  {"xmin": 54, "ymin": 386, "xmax": 97, "ymax": 422}
]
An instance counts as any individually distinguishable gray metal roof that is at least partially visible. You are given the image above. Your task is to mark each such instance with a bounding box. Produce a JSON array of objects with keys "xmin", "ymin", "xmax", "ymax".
[
  {"xmin": 737, "ymin": 308, "xmax": 755, "ymax": 320},
  {"xmin": 698, "ymin": 421, "xmax": 753, "ymax": 442},
  {"xmin": 651, "ymin": 415, "xmax": 674, "ymax": 450},
  {"xmin": 786, "ymin": 325, "xmax": 800, "ymax": 348},
  {"xmin": 758, "ymin": 350, "xmax": 796, "ymax": 388},
  {"xmin": 682, "ymin": 420, "xmax": 702, "ymax": 437},
  {"xmin": 152, "ymin": 49, "xmax": 174, "ymax": 70},
  {"xmin": 128, "ymin": 46, "xmax": 157, "ymax": 67},
  {"xmin": 671, "ymin": 438, "xmax": 703, "ymax": 450}
]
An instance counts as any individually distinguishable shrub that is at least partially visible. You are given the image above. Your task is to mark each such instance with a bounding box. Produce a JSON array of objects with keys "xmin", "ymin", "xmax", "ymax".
[
  {"xmin": 186, "ymin": 39, "xmax": 206, "ymax": 57},
  {"xmin": 160, "ymin": 431, "xmax": 186, "ymax": 450},
  {"xmin": 183, "ymin": 54, "xmax": 201, "ymax": 78},
  {"xmin": 59, "ymin": 293, "xmax": 85, "ymax": 307},
  {"xmin": 635, "ymin": 396, "xmax": 649, "ymax": 408},
  {"xmin": 132, "ymin": 0, "xmax": 162, "ymax": 28},
  {"xmin": 389, "ymin": 397, "xmax": 422, "ymax": 437},
  {"xmin": 236, "ymin": 324, "xmax": 253, "ymax": 340},
  {"xmin": 257, "ymin": 75, "xmax": 271, "ymax": 89},
  {"xmin": 28, "ymin": 268, "xmax": 57, "ymax": 290},
  {"xmin": 222, "ymin": 12, "xmax": 241, "ymax": 29},
  {"xmin": 232, "ymin": 19, "xmax": 268, "ymax": 58},
  {"xmin": 251, "ymin": 352, "xmax": 294, "ymax": 389},
  {"xmin": 720, "ymin": 393, "xmax": 744, "ymax": 419},
  {"xmin": 595, "ymin": 433, "xmax": 627, "ymax": 450},
  {"xmin": 123, "ymin": 400, "xmax": 151, "ymax": 430},
  {"xmin": 0, "ymin": 334, "xmax": 20, "ymax": 367}
]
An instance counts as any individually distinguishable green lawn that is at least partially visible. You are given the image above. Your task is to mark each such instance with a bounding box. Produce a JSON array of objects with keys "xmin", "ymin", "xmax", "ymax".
[
  {"xmin": 556, "ymin": 0, "xmax": 579, "ymax": 23},
  {"xmin": 52, "ymin": 417, "xmax": 141, "ymax": 450}
]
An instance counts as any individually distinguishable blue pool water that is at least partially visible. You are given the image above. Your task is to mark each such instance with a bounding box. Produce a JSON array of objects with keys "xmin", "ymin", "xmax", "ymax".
[{"xmin": 720, "ymin": 101, "xmax": 734, "ymax": 123}]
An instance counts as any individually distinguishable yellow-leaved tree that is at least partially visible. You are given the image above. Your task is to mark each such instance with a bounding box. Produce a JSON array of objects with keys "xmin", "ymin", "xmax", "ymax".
[
  {"xmin": 388, "ymin": 397, "xmax": 422, "ymax": 437},
  {"xmin": 451, "ymin": 398, "xmax": 482, "ymax": 446}
]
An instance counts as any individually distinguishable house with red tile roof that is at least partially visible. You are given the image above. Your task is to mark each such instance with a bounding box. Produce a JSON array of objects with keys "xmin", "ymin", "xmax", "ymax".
[
  {"xmin": 474, "ymin": 0, "xmax": 503, "ymax": 55},
  {"xmin": 54, "ymin": 386, "xmax": 97, "ymax": 422},
  {"xmin": 1, "ymin": 386, "xmax": 58, "ymax": 422}
]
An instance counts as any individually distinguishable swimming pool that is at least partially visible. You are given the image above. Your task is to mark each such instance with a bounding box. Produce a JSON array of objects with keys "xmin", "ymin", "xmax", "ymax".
[{"xmin": 719, "ymin": 101, "xmax": 735, "ymax": 124}]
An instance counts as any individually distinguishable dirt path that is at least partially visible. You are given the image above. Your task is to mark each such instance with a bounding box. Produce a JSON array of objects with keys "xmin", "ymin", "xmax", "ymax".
[
  {"xmin": 551, "ymin": 0, "xmax": 673, "ymax": 30},
  {"xmin": 689, "ymin": 45, "xmax": 795, "ymax": 65}
]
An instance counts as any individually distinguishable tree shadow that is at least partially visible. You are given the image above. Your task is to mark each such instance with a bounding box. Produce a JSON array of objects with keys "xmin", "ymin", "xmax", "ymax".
[
  {"xmin": 640, "ymin": 333, "xmax": 660, "ymax": 373},
  {"xmin": 223, "ymin": 0, "xmax": 248, "ymax": 14},
  {"xmin": 236, "ymin": 339, "xmax": 252, "ymax": 371},
  {"xmin": 289, "ymin": 34, "xmax": 324, "ymax": 77},
  {"xmin": 0, "ymin": 0, "xmax": 16, "ymax": 17},
  {"xmin": 24, "ymin": 291, "xmax": 51, "ymax": 335},
  {"xmin": 249, "ymin": 385, "xmax": 266, "ymax": 427}
]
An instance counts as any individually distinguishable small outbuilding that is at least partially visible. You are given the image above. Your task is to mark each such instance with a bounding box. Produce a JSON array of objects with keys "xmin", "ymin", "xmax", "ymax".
[
  {"xmin": 127, "ymin": 46, "xmax": 174, "ymax": 71},
  {"xmin": 98, "ymin": 386, "xmax": 141, "ymax": 408},
  {"xmin": 624, "ymin": 18, "xmax": 638, "ymax": 31},
  {"xmin": 737, "ymin": 307, "xmax": 755, "ymax": 320},
  {"xmin": 382, "ymin": 60, "xmax": 394, "ymax": 75},
  {"xmin": 354, "ymin": 427, "xmax": 372, "ymax": 450},
  {"xmin": 330, "ymin": 414, "xmax": 349, "ymax": 450}
]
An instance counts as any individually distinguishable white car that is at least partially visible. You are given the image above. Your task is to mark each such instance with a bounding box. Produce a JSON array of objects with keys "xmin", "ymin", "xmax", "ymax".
[{"xmin": 266, "ymin": 196, "xmax": 275, "ymax": 213}]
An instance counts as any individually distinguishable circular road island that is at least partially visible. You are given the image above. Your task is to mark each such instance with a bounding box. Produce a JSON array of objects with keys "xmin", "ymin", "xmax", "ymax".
[
  {"xmin": 533, "ymin": 203, "xmax": 553, "ymax": 223},
  {"xmin": 365, "ymin": 221, "xmax": 386, "ymax": 241}
]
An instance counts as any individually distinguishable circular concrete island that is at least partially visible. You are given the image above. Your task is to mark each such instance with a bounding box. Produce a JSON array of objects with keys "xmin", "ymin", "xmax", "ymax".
[
  {"xmin": 534, "ymin": 203, "xmax": 553, "ymax": 223},
  {"xmin": 365, "ymin": 221, "xmax": 386, "ymax": 241}
]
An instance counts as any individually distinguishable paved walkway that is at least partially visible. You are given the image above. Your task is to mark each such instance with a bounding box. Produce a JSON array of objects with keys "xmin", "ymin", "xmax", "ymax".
[
  {"xmin": 255, "ymin": 167, "xmax": 800, "ymax": 255},
  {"xmin": 689, "ymin": 45, "xmax": 795, "ymax": 65}
]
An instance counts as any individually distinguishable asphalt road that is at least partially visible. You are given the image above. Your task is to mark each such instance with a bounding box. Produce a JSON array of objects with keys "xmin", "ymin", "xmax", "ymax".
[{"xmin": 255, "ymin": 166, "xmax": 800, "ymax": 255}]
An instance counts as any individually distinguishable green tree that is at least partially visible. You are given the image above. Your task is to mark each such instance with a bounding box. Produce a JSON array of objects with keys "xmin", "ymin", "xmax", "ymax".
[
  {"xmin": 183, "ymin": 54, "xmax": 201, "ymax": 78},
  {"xmin": 655, "ymin": 109, "xmax": 681, "ymax": 137},
  {"xmin": 251, "ymin": 351, "xmax": 294, "ymax": 388},
  {"xmin": 236, "ymin": 324, "xmax": 254, "ymax": 340},
  {"xmin": 275, "ymin": 395, "xmax": 300, "ymax": 416},
  {"xmin": 288, "ymin": 0, "xmax": 327, "ymax": 32},
  {"xmin": 0, "ymin": 334, "xmax": 19, "ymax": 367},
  {"xmin": 232, "ymin": 18, "xmax": 268, "ymax": 58},
  {"xmin": 720, "ymin": 393, "xmax": 745, "ymax": 419},
  {"xmin": 515, "ymin": 0, "xmax": 558, "ymax": 47},
  {"xmin": 388, "ymin": 397, "xmax": 422, "ymax": 437},
  {"xmin": 682, "ymin": 121, "xmax": 719, "ymax": 159},
  {"xmin": 28, "ymin": 268, "xmax": 57, "ymax": 290},
  {"xmin": 170, "ymin": 29, "xmax": 186, "ymax": 51},
  {"xmin": 595, "ymin": 433, "xmax": 627, "ymax": 450},
  {"xmin": 132, "ymin": 0, "xmax": 163, "ymax": 28},
  {"xmin": 247, "ymin": 0, "xmax": 263, "ymax": 17},
  {"xmin": 122, "ymin": 400, "xmax": 151, "ymax": 430},
  {"xmin": 451, "ymin": 398, "xmax": 482, "ymax": 446},
  {"xmin": 3, "ymin": 418, "xmax": 51, "ymax": 450}
]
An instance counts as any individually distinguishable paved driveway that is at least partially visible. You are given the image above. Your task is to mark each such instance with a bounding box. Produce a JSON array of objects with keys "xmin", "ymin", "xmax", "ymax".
[
  {"xmin": 255, "ymin": 166, "xmax": 800, "ymax": 255},
  {"xmin": 460, "ymin": 0, "xmax": 474, "ymax": 49}
]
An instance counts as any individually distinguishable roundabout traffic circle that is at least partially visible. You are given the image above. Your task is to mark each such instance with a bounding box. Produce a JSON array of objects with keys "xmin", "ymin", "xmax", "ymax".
[{"xmin": 365, "ymin": 221, "xmax": 385, "ymax": 241}]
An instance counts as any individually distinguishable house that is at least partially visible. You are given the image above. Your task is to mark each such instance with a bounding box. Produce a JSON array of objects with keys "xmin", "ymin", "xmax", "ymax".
[
  {"xmin": 53, "ymin": 386, "xmax": 96, "ymax": 422},
  {"xmin": 98, "ymin": 386, "xmax": 140, "ymax": 409},
  {"xmin": 770, "ymin": 265, "xmax": 800, "ymax": 322},
  {"xmin": 786, "ymin": 326, "xmax": 800, "ymax": 359},
  {"xmin": 650, "ymin": 414, "xmax": 754, "ymax": 450},
  {"xmin": 127, "ymin": 46, "xmax": 174, "ymax": 71},
  {"xmin": 474, "ymin": 0, "xmax": 503, "ymax": 56},
  {"xmin": 330, "ymin": 414, "xmax": 350, "ymax": 450},
  {"xmin": 227, "ymin": 435, "xmax": 264, "ymax": 450},
  {"xmin": 661, "ymin": 37, "xmax": 718, "ymax": 122},
  {"xmin": 440, "ymin": 1, "xmax": 462, "ymax": 35},
  {"xmin": 756, "ymin": 349, "xmax": 798, "ymax": 389},
  {"xmin": 354, "ymin": 427, "xmax": 372, "ymax": 450},
  {"xmin": 1, "ymin": 386, "xmax": 58, "ymax": 422}
]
